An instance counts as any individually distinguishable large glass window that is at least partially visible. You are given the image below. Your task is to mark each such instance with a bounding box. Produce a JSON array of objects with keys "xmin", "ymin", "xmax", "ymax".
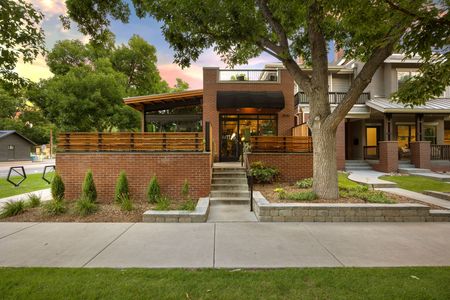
[
  {"xmin": 424, "ymin": 126, "xmax": 437, "ymax": 144},
  {"xmin": 397, "ymin": 125, "xmax": 416, "ymax": 149},
  {"xmin": 397, "ymin": 70, "xmax": 419, "ymax": 90}
]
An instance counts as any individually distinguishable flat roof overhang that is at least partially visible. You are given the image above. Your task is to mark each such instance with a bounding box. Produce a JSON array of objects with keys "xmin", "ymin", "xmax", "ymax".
[
  {"xmin": 366, "ymin": 98, "xmax": 450, "ymax": 114},
  {"xmin": 124, "ymin": 89, "xmax": 203, "ymax": 111},
  {"xmin": 217, "ymin": 91, "xmax": 285, "ymax": 110}
]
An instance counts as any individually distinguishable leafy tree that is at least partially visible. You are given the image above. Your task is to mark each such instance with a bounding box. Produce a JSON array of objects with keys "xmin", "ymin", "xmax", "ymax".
[
  {"xmin": 170, "ymin": 78, "xmax": 189, "ymax": 92},
  {"xmin": 64, "ymin": 0, "xmax": 448, "ymax": 199},
  {"xmin": 46, "ymin": 40, "xmax": 89, "ymax": 76},
  {"xmin": 0, "ymin": 0, "xmax": 46, "ymax": 88}
]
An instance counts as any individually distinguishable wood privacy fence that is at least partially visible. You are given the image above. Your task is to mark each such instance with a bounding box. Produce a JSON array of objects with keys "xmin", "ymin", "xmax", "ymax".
[
  {"xmin": 250, "ymin": 136, "xmax": 313, "ymax": 153},
  {"xmin": 57, "ymin": 132, "xmax": 205, "ymax": 152}
]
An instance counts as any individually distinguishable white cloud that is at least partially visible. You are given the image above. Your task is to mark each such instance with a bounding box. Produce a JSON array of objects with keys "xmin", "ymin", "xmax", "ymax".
[
  {"xmin": 15, "ymin": 54, "xmax": 53, "ymax": 82},
  {"xmin": 29, "ymin": 0, "xmax": 67, "ymax": 17}
]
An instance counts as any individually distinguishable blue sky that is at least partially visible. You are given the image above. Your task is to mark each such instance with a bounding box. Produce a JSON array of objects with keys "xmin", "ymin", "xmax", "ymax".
[{"xmin": 17, "ymin": 0, "xmax": 334, "ymax": 90}]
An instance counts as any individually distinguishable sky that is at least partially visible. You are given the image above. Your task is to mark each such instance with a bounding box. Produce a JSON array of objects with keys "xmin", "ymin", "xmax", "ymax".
[{"xmin": 16, "ymin": 0, "xmax": 333, "ymax": 90}]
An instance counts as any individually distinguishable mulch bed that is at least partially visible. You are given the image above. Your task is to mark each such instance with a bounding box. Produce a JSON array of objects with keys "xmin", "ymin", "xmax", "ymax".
[{"xmin": 255, "ymin": 183, "xmax": 444, "ymax": 209}]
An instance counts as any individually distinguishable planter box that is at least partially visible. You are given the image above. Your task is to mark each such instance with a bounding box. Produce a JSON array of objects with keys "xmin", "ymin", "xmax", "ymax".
[{"xmin": 143, "ymin": 197, "xmax": 209, "ymax": 223}]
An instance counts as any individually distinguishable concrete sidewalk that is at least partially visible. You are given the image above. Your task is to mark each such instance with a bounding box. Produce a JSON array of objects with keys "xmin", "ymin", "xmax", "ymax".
[
  {"xmin": 0, "ymin": 189, "xmax": 51, "ymax": 209},
  {"xmin": 0, "ymin": 222, "xmax": 449, "ymax": 268}
]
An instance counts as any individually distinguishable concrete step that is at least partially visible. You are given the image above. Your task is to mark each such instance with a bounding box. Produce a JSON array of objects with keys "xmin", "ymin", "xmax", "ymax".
[
  {"xmin": 211, "ymin": 190, "xmax": 251, "ymax": 198},
  {"xmin": 211, "ymin": 184, "xmax": 249, "ymax": 191},
  {"xmin": 345, "ymin": 161, "xmax": 370, "ymax": 166},
  {"xmin": 346, "ymin": 166, "xmax": 373, "ymax": 171},
  {"xmin": 398, "ymin": 168, "xmax": 432, "ymax": 174},
  {"xmin": 212, "ymin": 178, "xmax": 248, "ymax": 184},
  {"xmin": 212, "ymin": 172, "xmax": 247, "ymax": 178},
  {"xmin": 398, "ymin": 164, "xmax": 415, "ymax": 168},
  {"xmin": 424, "ymin": 190, "xmax": 450, "ymax": 201},
  {"xmin": 209, "ymin": 197, "xmax": 250, "ymax": 205},
  {"xmin": 212, "ymin": 167, "xmax": 245, "ymax": 172},
  {"xmin": 207, "ymin": 204, "xmax": 256, "ymax": 222}
]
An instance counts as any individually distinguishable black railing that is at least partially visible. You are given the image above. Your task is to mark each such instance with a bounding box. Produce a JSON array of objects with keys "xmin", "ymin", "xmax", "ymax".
[
  {"xmin": 295, "ymin": 92, "xmax": 370, "ymax": 106},
  {"xmin": 431, "ymin": 144, "xmax": 450, "ymax": 160},
  {"xmin": 363, "ymin": 146, "xmax": 379, "ymax": 160}
]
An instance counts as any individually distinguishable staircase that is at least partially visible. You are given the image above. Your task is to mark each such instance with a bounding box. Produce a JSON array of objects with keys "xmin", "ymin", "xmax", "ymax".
[
  {"xmin": 345, "ymin": 160, "xmax": 373, "ymax": 172},
  {"xmin": 207, "ymin": 163, "xmax": 256, "ymax": 222},
  {"xmin": 398, "ymin": 161, "xmax": 430, "ymax": 174}
]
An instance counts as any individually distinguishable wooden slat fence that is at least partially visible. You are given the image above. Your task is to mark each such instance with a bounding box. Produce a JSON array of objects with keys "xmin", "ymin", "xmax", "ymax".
[
  {"xmin": 250, "ymin": 136, "xmax": 312, "ymax": 153},
  {"xmin": 58, "ymin": 132, "xmax": 204, "ymax": 152}
]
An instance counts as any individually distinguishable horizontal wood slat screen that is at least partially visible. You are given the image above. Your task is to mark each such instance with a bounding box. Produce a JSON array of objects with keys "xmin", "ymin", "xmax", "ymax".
[
  {"xmin": 250, "ymin": 136, "xmax": 313, "ymax": 153},
  {"xmin": 58, "ymin": 132, "xmax": 204, "ymax": 152}
]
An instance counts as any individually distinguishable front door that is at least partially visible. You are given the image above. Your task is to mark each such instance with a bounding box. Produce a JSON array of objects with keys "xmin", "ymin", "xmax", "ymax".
[
  {"xmin": 365, "ymin": 127, "xmax": 379, "ymax": 159},
  {"xmin": 220, "ymin": 116, "xmax": 239, "ymax": 161}
]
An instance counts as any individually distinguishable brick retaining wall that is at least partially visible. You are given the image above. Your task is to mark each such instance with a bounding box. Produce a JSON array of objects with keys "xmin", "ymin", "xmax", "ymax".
[{"xmin": 56, "ymin": 152, "xmax": 211, "ymax": 203}]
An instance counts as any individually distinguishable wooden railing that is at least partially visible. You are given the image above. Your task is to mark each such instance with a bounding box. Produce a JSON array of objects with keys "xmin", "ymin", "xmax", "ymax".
[
  {"xmin": 431, "ymin": 144, "xmax": 450, "ymax": 160},
  {"xmin": 363, "ymin": 146, "xmax": 379, "ymax": 160},
  {"xmin": 292, "ymin": 123, "xmax": 310, "ymax": 137},
  {"xmin": 295, "ymin": 92, "xmax": 370, "ymax": 105},
  {"xmin": 250, "ymin": 136, "xmax": 312, "ymax": 153},
  {"xmin": 57, "ymin": 132, "xmax": 205, "ymax": 152}
]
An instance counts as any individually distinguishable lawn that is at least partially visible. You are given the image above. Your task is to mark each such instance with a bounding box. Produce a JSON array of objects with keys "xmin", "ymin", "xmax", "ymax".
[
  {"xmin": 0, "ymin": 172, "xmax": 53, "ymax": 198},
  {"xmin": 0, "ymin": 267, "xmax": 449, "ymax": 299},
  {"xmin": 380, "ymin": 175, "xmax": 450, "ymax": 193}
]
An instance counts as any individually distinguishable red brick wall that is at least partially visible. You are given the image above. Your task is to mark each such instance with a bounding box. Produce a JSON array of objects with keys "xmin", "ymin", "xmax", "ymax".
[
  {"xmin": 372, "ymin": 141, "xmax": 398, "ymax": 173},
  {"xmin": 56, "ymin": 153, "xmax": 211, "ymax": 203},
  {"xmin": 336, "ymin": 121, "xmax": 345, "ymax": 170},
  {"xmin": 203, "ymin": 68, "xmax": 295, "ymax": 161},
  {"xmin": 410, "ymin": 141, "xmax": 431, "ymax": 169},
  {"xmin": 247, "ymin": 153, "xmax": 313, "ymax": 182},
  {"xmin": 430, "ymin": 162, "xmax": 450, "ymax": 172}
]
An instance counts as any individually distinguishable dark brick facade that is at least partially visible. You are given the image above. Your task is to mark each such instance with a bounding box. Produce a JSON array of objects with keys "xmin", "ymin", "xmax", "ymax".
[{"xmin": 371, "ymin": 141, "xmax": 398, "ymax": 173}]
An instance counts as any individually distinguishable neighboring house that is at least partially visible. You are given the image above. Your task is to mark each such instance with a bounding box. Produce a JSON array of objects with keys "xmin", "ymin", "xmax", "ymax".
[{"xmin": 0, "ymin": 130, "xmax": 36, "ymax": 162}]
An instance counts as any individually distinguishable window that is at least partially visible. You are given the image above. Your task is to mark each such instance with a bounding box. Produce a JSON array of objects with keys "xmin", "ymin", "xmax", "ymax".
[
  {"xmin": 397, "ymin": 70, "xmax": 419, "ymax": 90},
  {"xmin": 424, "ymin": 126, "xmax": 437, "ymax": 144},
  {"xmin": 7, "ymin": 145, "xmax": 15, "ymax": 150}
]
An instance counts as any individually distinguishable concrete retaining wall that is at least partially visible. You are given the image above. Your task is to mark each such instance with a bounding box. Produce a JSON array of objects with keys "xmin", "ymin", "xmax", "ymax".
[{"xmin": 143, "ymin": 197, "xmax": 209, "ymax": 223}]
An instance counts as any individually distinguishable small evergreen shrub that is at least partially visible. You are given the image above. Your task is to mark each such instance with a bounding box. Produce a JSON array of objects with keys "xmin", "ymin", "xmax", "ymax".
[
  {"xmin": 250, "ymin": 161, "xmax": 279, "ymax": 184},
  {"xmin": 296, "ymin": 178, "xmax": 313, "ymax": 189},
  {"xmin": 27, "ymin": 194, "xmax": 41, "ymax": 208},
  {"xmin": 119, "ymin": 195, "xmax": 133, "ymax": 212},
  {"xmin": 0, "ymin": 201, "xmax": 25, "ymax": 218},
  {"xmin": 75, "ymin": 197, "xmax": 98, "ymax": 216},
  {"xmin": 179, "ymin": 199, "xmax": 196, "ymax": 211},
  {"xmin": 181, "ymin": 179, "xmax": 190, "ymax": 200},
  {"xmin": 114, "ymin": 171, "xmax": 129, "ymax": 204},
  {"xmin": 43, "ymin": 199, "xmax": 66, "ymax": 216},
  {"xmin": 82, "ymin": 170, "xmax": 97, "ymax": 203},
  {"xmin": 51, "ymin": 173, "xmax": 65, "ymax": 201},
  {"xmin": 154, "ymin": 196, "xmax": 171, "ymax": 211},
  {"xmin": 147, "ymin": 176, "xmax": 161, "ymax": 204}
]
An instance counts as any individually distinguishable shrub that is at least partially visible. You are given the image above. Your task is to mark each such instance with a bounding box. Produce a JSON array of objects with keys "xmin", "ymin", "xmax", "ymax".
[
  {"xmin": 147, "ymin": 176, "xmax": 161, "ymax": 204},
  {"xmin": 27, "ymin": 194, "xmax": 41, "ymax": 208},
  {"xmin": 154, "ymin": 196, "xmax": 171, "ymax": 211},
  {"xmin": 181, "ymin": 179, "xmax": 190, "ymax": 200},
  {"xmin": 179, "ymin": 199, "xmax": 196, "ymax": 211},
  {"xmin": 119, "ymin": 195, "xmax": 133, "ymax": 212},
  {"xmin": 0, "ymin": 201, "xmax": 25, "ymax": 218},
  {"xmin": 51, "ymin": 173, "xmax": 65, "ymax": 201},
  {"xmin": 114, "ymin": 171, "xmax": 129, "ymax": 204},
  {"xmin": 339, "ymin": 189, "xmax": 395, "ymax": 204},
  {"xmin": 287, "ymin": 191, "xmax": 317, "ymax": 201},
  {"xmin": 75, "ymin": 197, "xmax": 98, "ymax": 216},
  {"xmin": 274, "ymin": 188, "xmax": 287, "ymax": 199},
  {"xmin": 296, "ymin": 178, "xmax": 313, "ymax": 189},
  {"xmin": 250, "ymin": 161, "xmax": 279, "ymax": 184},
  {"xmin": 43, "ymin": 199, "xmax": 66, "ymax": 216},
  {"xmin": 82, "ymin": 170, "xmax": 97, "ymax": 203}
]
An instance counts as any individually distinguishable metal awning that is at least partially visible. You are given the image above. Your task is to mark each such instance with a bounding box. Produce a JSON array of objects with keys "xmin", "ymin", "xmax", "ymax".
[
  {"xmin": 216, "ymin": 91, "xmax": 285, "ymax": 110},
  {"xmin": 366, "ymin": 98, "xmax": 450, "ymax": 113}
]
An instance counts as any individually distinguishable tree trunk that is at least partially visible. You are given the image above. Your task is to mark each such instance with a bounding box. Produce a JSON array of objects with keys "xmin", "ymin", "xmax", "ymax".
[{"xmin": 311, "ymin": 124, "xmax": 339, "ymax": 199}]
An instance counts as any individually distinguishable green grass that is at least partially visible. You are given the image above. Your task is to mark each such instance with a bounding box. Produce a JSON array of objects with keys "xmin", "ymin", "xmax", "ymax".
[
  {"xmin": 380, "ymin": 175, "xmax": 450, "ymax": 193},
  {"xmin": 338, "ymin": 172, "xmax": 364, "ymax": 190},
  {"xmin": 0, "ymin": 267, "xmax": 449, "ymax": 299},
  {"xmin": 0, "ymin": 172, "xmax": 54, "ymax": 198}
]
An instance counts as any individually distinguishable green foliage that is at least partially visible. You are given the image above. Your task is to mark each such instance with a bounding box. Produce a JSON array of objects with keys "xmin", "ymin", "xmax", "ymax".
[
  {"xmin": 179, "ymin": 199, "xmax": 196, "ymax": 211},
  {"xmin": 181, "ymin": 179, "xmax": 190, "ymax": 200},
  {"xmin": 0, "ymin": 0, "xmax": 46, "ymax": 88},
  {"xmin": 274, "ymin": 188, "xmax": 287, "ymax": 200},
  {"xmin": 82, "ymin": 170, "xmax": 97, "ymax": 203},
  {"xmin": 296, "ymin": 178, "xmax": 313, "ymax": 189},
  {"xmin": 338, "ymin": 174, "xmax": 394, "ymax": 204},
  {"xmin": 119, "ymin": 195, "xmax": 133, "ymax": 212},
  {"xmin": 75, "ymin": 197, "xmax": 98, "ymax": 216},
  {"xmin": 51, "ymin": 173, "xmax": 65, "ymax": 201},
  {"xmin": 147, "ymin": 176, "xmax": 161, "ymax": 204},
  {"xmin": 284, "ymin": 191, "xmax": 317, "ymax": 201},
  {"xmin": 26, "ymin": 194, "xmax": 41, "ymax": 208},
  {"xmin": 250, "ymin": 161, "xmax": 279, "ymax": 184},
  {"xmin": 46, "ymin": 40, "xmax": 89, "ymax": 76},
  {"xmin": 0, "ymin": 201, "xmax": 25, "ymax": 218},
  {"xmin": 154, "ymin": 196, "xmax": 171, "ymax": 211},
  {"xmin": 114, "ymin": 171, "xmax": 129, "ymax": 203},
  {"xmin": 42, "ymin": 199, "xmax": 66, "ymax": 216}
]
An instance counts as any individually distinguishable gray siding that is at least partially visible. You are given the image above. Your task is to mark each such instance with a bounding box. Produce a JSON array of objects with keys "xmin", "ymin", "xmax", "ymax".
[{"xmin": 0, "ymin": 134, "xmax": 33, "ymax": 161}]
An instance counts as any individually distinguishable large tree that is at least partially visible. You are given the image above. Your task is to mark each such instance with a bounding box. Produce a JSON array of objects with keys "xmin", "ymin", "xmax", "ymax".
[
  {"xmin": 64, "ymin": 0, "xmax": 447, "ymax": 198},
  {"xmin": 0, "ymin": 0, "xmax": 46, "ymax": 89}
]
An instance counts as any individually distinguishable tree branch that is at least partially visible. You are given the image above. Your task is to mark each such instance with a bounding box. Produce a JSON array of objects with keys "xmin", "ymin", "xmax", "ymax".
[
  {"xmin": 255, "ymin": 0, "xmax": 289, "ymax": 49},
  {"xmin": 384, "ymin": 0, "xmax": 450, "ymax": 26}
]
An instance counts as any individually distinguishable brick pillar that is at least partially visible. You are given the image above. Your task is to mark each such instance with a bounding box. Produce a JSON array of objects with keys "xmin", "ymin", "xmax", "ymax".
[
  {"xmin": 410, "ymin": 141, "xmax": 431, "ymax": 169},
  {"xmin": 336, "ymin": 121, "xmax": 345, "ymax": 170},
  {"xmin": 373, "ymin": 141, "xmax": 398, "ymax": 173}
]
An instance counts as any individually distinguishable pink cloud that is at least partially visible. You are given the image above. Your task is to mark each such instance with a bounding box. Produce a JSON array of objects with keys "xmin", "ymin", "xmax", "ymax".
[{"xmin": 158, "ymin": 63, "xmax": 204, "ymax": 89}]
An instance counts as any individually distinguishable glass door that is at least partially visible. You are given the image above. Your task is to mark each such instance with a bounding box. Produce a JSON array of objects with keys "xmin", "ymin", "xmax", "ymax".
[
  {"xmin": 364, "ymin": 127, "xmax": 379, "ymax": 159},
  {"xmin": 397, "ymin": 125, "xmax": 416, "ymax": 160},
  {"xmin": 220, "ymin": 116, "xmax": 239, "ymax": 161}
]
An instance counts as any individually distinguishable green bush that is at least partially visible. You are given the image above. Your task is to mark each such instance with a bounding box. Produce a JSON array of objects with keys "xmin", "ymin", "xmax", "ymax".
[
  {"xmin": 154, "ymin": 196, "xmax": 171, "ymax": 211},
  {"xmin": 119, "ymin": 195, "xmax": 133, "ymax": 212},
  {"xmin": 179, "ymin": 199, "xmax": 196, "ymax": 211},
  {"xmin": 339, "ymin": 189, "xmax": 395, "ymax": 204},
  {"xmin": 274, "ymin": 188, "xmax": 287, "ymax": 199},
  {"xmin": 114, "ymin": 171, "xmax": 129, "ymax": 204},
  {"xmin": 42, "ymin": 199, "xmax": 66, "ymax": 216},
  {"xmin": 51, "ymin": 173, "xmax": 65, "ymax": 201},
  {"xmin": 181, "ymin": 179, "xmax": 190, "ymax": 200},
  {"xmin": 27, "ymin": 194, "xmax": 41, "ymax": 208},
  {"xmin": 296, "ymin": 178, "xmax": 313, "ymax": 189},
  {"xmin": 147, "ymin": 176, "xmax": 161, "ymax": 204},
  {"xmin": 75, "ymin": 197, "xmax": 98, "ymax": 216},
  {"xmin": 82, "ymin": 170, "xmax": 97, "ymax": 203},
  {"xmin": 286, "ymin": 191, "xmax": 317, "ymax": 201},
  {"xmin": 0, "ymin": 201, "xmax": 25, "ymax": 218},
  {"xmin": 250, "ymin": 161, "xmax": 279, "ymax": 184}
]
